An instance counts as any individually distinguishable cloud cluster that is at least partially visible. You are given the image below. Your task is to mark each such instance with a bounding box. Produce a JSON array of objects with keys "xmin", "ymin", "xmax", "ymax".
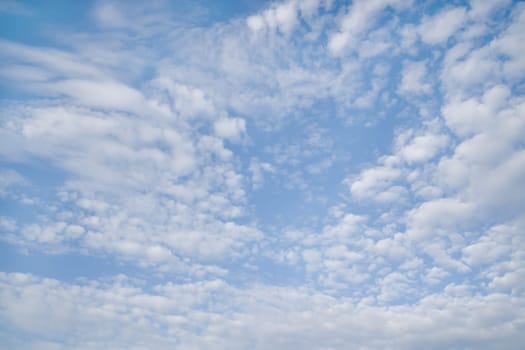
[
  {"xmin": 0, "ymin": 0, "xmax": 524, "ymax": 348},
  {"xmin": 1, "ymin": 272, "xmax": 524, "ymax": 350}
]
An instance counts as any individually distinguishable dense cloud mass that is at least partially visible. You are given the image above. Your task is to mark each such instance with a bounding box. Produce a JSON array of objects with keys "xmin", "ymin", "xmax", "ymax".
[{"xmin": 0, "ymin": 0, "xmax": 524, "ymax": 349}]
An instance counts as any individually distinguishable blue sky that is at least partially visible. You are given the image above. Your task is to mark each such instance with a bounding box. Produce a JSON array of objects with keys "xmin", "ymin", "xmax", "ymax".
[{"xmin": 1, "ymin": 0, "xmax": 524, "ymax": 349}]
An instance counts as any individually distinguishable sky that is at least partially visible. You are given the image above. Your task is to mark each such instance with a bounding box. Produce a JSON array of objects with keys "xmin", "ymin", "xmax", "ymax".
[{"xmin": 0, "ymin": 0, "xmax": 524, "ymax": 349}]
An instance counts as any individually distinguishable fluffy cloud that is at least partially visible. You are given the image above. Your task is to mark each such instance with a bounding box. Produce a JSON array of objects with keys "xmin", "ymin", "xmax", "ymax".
[
  {"xmin": 328, "ymin": 0, "xmax": 411, "ymax": 55},
  {"xmin": 213, "ymin": 117, "xmax": 246, "ymax": 141},
  {"xmin": 247, "ymin": 0, "xmax": 329, "ymax": 35},
  {"xmin": 1, "ymin": 0, "xmax": 524, "ymax": 348},
  {"xmin": 398, "ymin": 60, "xmax": 432, "ymax": 95},
  {"xmin": 348, "ymin": 159, "xmax": 404, "ymax": 203},
  {"xmin": 0, "ymin": 169, "xmax": 25, "ymax": 197},
  {"xmin": 1, "ymin": 272, "xmax": 524, "ymax": 350},
  {"xmin": 418, "ymin": 7, "xmax": 467, "ymax": 45},
  {"xmin": 0, "ymin": 75, "xmax": 259, "ymax": 271}
]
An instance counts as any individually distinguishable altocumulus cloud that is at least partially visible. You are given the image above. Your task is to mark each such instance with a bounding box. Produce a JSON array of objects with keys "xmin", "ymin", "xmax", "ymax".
[{"xmin": 0, "ymin": 0, "xmax": 524, "ymax": 349}]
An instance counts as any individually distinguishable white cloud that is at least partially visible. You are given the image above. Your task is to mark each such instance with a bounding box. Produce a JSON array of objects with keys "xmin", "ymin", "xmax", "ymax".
[
  {"xmin": 406, "ymin": 198, "xmax": 475, "ymax": 239},
  {"xmin": 247, "ymin": 0, "xmax": 300, "ymax": 35},
  {"xmin": 424, "ymin": 267, "xmax": 449, "ymax": 285},
  {"xmin": 438, "ymin": 90, "xmax": 525, "ymax": 217},
  {"xmin": 0, "ymin": 39, "xmax": 105, "ymax": 80},
  {"xmin": 468, "ymin": 0, "xmax": 511, "ymax": 20},
  {"xmin": 249, "ymin": 159, "xmax": 275, "ymax": 189},
  {"xmin": 463, "ymin": 241, "xmax": 510, "ymax": 267},
  {"xmin": 441, "ymin": 5, "xmax": 525, "ymax": 98},
  {"xmin": 328, "ymin": 0, "xmax": 413, "ymax": 55},
  {"xmin": 247, "ymin": 14, "xmax": 265, "ymax": 33},
  {"xmin": 418, "ymin": 7, "xmax": 467, "ymax": 45},
  {"xmin": 0, "ymin": 216, "xmax": 17, "ymax": 232},
  {"xmin": 347, "ymin": 120, "xmax": 448, "ymax": 203},
  {"xmin": 0, "ymin": 96, "xmax": 259, "ymax": 270},
  {"xmin": 442, "ymin": 85, "xmax": 510, "ymax": 137},
  {"xmin": 398, "ymin": 60, "xmax": 432, "ymax": 95},
  {"xmin": 92, "ymin": 1, "xmax": 127, "ymax": 28},
  {"xmin": 213, "ymin": 117, "xmax": 246, "ymax": 141},
  {"xmin": 490, "ymin": 268, "xmax": 525, "ymax": 294},
  {"xmin": 246, "ymin": 0, "xmax": 328, "ymax": 35},
  {"xmin": 0, "ymin": 169, "xmax": 25, "ymax": 197},
  {"xmin": 1, "ymin": 272, "xmax": 524, "ymax": 350},
  {"xmin": 348, "ymin": 159, "xmax": 404, "ymax": 202},
  {"xmin": 47, "ymin": 79, "xmax": 149, "ymax": 113},
  {"xmin": 398, "ymin": 133, "xmax": 448, "ymax": 163},
  {"xmin": 0, "ymin": 64, "xmax": 50, "ymax": 82},
  {"xmin": 151, "ymin": 78, "xmax": 215, "ymax": 118}
]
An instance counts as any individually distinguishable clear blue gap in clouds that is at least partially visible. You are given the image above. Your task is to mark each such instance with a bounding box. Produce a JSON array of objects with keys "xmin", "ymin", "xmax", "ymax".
[{"xmin": 0, "ymin": 241, "xmax": 125, "ymax": 280}]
